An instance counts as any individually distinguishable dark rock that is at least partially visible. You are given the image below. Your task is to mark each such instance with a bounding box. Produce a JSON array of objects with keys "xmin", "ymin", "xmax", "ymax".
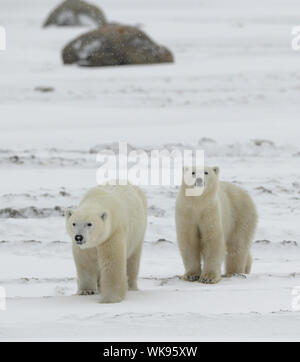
[
  {"xmin": 280, "ymin": 240, "xmax": 298, "ymax": 246},
  {"xmin": 252, "ymin": 139, "xmax": 275, "ymax": 147},
  {"xmin": 34, "ymin": 86, "xmax": 55, "ymax": 93},
  {"xmin": 43, "ymin": 0, "xmax": 106, "ymax": 27},
  {"xmin": 0, "ymin": 206, "xmax": 65, "ymax": 218},
  {"xmin": 255, "ymin": 239, "xmax": 271, "ymax": 244},
  {"xmin": 62, "ymin": 24, "xmax": 174, "ymax": 67}
]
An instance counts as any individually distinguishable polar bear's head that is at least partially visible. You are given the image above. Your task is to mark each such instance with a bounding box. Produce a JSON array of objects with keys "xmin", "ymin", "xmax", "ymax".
[
  {"xmin": 65, "ymin": 207, "xmax": 111, "ymax": 249},
  {"xmin": 182, "ymin": 166, "xmax": 219, "ymax": 197}
]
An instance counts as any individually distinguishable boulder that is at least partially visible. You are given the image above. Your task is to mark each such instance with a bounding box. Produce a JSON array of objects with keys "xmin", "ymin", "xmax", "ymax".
[
  {"xmin": 43, "ymin": 0, "xmax": 106, "ymax": 27},
  {"xmin": 62, "ymin": 24, "xmax": 174, "ymax": 66}
]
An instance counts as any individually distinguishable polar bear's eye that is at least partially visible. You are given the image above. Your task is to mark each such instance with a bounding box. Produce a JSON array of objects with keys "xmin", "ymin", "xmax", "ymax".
[
  {"xmin": 205, "ymin": 171, "xmax": 208, "ymax": 175},
  {"xmin": 72, "ymin": 223, "xmax": 76, "ymax": 227},
  {"xmin": 192, "ymin": 171, "xmax": 196, "ymax": 176},
  {"xmin": 87, "ymin": 223, "xmax": 93, "ymax": 227}
]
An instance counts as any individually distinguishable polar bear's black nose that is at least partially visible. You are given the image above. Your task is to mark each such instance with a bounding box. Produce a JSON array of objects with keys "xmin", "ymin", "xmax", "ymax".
[
  {"xmin": 75, "ymin": 235, "xmax": 83, "ymax": 242},
  {"xmin": 196, "ymin": 177, "xmax": 203, "ymax": 187}
]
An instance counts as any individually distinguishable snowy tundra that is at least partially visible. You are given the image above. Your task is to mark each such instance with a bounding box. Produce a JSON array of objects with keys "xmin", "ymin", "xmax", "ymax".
[{"xmin": 0, "ymin": 0, "xmax": 300, "ymax": 341}]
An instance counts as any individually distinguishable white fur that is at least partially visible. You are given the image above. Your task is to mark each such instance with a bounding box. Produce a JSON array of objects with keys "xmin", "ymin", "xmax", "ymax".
[
  {"xmin": 176, "ymin": 166, "xmax": 257, "ymax": 284},
  {"xmin": 66, "ymin": 184, "xmax": 147, "ymax": 303}
]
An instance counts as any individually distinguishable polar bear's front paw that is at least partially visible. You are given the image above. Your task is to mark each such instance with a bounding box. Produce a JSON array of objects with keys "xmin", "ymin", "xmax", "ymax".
[
  {"xmin": 78, "ymin": 289, "xmax": 97, "ymax": 296},
  {"xmin": 128, "ymin": 284, "xmax": 138, "ymax": 291},
  {"xmin": 199, "ymin": 271, "xmax": 221, "ymax": 284},
  {"xmin": 101, "ymin": 294, "xmax": 124, "ymax": 304},
  {"xmin": 181, "ymin": 273, "xmax": 200, "ymax": 282}
]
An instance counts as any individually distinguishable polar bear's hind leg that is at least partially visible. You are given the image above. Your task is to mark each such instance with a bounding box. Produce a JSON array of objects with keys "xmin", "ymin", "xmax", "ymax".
[
  {"xmin": 127, "ymin": 243, "xmax": 143, "ymax": 291},
  {"xmin": 225, "ymin": 249, "xmax": 249, "ymax": 276},
  {"xmin": 225, "ymin": 228, "xmax": 254, "ymax": 276},
  {"xmin": 245, "ymin": 252, "xmax": 252, "ymax": 274}
]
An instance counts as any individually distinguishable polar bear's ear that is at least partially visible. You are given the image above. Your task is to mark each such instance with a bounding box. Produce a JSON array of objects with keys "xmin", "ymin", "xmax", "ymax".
[
  {"xmin": 65, "ymin": 208, "xmax": 73, "ymax": 219},
  {"xmin": 101, "ymin": 212, "xmax": 107, "ymax": 221},
  {"xmin": 213, "ymin": 167, "xmax": 220, "ymax": 176}
]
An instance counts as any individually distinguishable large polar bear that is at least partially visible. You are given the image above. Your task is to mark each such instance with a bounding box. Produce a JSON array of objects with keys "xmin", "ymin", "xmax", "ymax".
[
  {"xmin": 176, "ymin": 166, "xmax": 257, "ymax": 284},
  {"xmin": 66, "ymin": 184, "xmax": 147, "ymax": 303}
]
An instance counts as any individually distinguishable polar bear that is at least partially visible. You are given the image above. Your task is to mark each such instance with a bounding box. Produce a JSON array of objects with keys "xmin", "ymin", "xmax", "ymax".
[
  {"xmin": 66, "ymin": 183, "xmax": 147, "ymax": 303},
  {"xmin": 175, "ymin": 166, "xmax": 257, "ymax": 284}
]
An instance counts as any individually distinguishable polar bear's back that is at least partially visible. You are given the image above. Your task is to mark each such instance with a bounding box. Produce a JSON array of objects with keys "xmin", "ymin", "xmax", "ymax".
[
  {"xmin": 82, "ymin": 183, "xmax": 145, "ymax": 206},
  {"xmin": 219, "ymin": 181, "xmax": 257, "ymax": 239},
  {"xmin": 220, "ymin": 181, "xmax": 256, "ymax": 214},
  {"xmin": 82, "ymin": 184, "xmax": 147, "ymax": 216},
  {"xmin": 100, "ymin": 183, "xmax": 147, "ymax": 211}
]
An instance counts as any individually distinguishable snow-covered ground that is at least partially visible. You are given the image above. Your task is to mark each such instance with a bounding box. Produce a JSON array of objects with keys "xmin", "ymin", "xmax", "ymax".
[{"xmin": 0, "ymin": 0, "xmax": 300, "ymax": 341}]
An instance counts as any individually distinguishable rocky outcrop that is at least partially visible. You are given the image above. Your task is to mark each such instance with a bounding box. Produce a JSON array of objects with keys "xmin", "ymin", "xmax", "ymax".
[
  {"xmin": 43, "ymin": 0, "xmax": 106, "ymax": 27},
  {"xmin": 62, "ymin": 24, "xmax": 174, "ymax": 66}
]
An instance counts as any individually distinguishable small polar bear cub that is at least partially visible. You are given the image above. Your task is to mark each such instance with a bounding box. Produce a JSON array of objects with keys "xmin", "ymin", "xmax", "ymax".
[
  {"xmin": 176, "ymin": 166, "xmax": 257, "ymax": 284},
  {"xmin": 66, "ymin": 184, "xmax": 147, "ymax": 303}
]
